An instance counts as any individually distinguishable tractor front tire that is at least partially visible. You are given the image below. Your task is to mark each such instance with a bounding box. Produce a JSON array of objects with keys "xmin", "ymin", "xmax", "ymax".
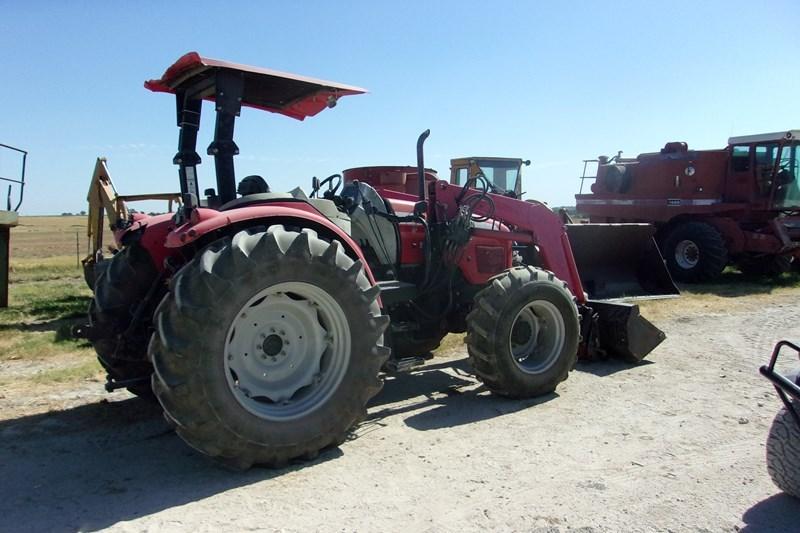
[
  {"xmin": 90, "ymin": 244, "xmax": 159, "ymax": 398},
  {"xmin": 766, "ymin": 404, "xmax": 800, "ymax": 498},
  {"xmin": 662, "ymin": 222, "xmax": 728, "ymax": 283},
  {"xmin": 466, "ymin": 267, "xmax": 579, "ymax": 398},
  {"xmin": 150, "ymin": 226, "xmax": 389, "ymax": 469}
]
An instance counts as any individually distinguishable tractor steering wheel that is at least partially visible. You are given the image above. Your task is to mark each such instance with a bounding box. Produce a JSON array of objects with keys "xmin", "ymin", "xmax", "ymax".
[{"xmin": 311, "ymin": 174, "xmax": 342, "ymax": 199}]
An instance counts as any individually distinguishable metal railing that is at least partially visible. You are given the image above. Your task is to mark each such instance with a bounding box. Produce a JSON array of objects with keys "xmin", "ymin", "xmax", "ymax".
[
  {"xmin": 578, "ymin": 159, "xmax": 598, "ymax": 194},
  {"xmin": 0, "ymin": 143, "xmax": 27, "ymax": 211}
]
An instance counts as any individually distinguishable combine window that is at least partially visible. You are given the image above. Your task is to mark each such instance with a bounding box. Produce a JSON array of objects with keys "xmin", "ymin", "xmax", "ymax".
[
  {"xmin": 775, "ymin": 143, "xmax": 800, "ymax": 209},
  {"xmin": 731, "ymin": 146, "xmax": 750, "ymax": 171},
  {"xmin": 755, "ymin": 143, "xmax": 780, "ymax": 195}
]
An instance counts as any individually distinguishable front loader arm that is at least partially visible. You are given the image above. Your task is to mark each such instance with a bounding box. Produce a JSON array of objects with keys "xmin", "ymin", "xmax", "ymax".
[{"xmin": 432, "ymin": 180, "xmax": 586, "ymax": 302}]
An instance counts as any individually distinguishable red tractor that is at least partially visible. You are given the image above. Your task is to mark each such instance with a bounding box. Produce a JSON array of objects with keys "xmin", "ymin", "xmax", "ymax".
[
  {"xmin": 576, "ymin": 132, "xmax": 800, "ymax": 282},
  {"xmin": 81, "ymin": 52, "xmax": 670, "ymax": 469}
]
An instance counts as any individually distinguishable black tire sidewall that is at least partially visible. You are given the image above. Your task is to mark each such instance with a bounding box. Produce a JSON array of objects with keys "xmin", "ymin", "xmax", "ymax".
[
  {"xmin": 489, "ymin": 281, "xmax": 579, "ymax": 396},
  {"xmin": 164, "ymin": 232, "xmax": 382, "ymax": 451},
  {"xmin": 662, "ymin": 222, "xmax": 727, "ymax": 282}
]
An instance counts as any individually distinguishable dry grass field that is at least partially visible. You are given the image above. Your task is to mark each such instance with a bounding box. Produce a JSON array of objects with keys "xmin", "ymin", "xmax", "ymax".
[{"xmin": 1, "ymin": 216, "xmax": 114, "ymax": 405}]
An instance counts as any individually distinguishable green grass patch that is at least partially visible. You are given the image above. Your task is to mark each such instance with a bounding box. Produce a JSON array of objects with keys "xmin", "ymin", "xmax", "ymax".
[
  {"xmin": 9, "ymin": 255, "xmax": 83, "ymax": 283},
  {"xmin": 0, "ymin": 273, "xmax": 94, "ymax": 367}
]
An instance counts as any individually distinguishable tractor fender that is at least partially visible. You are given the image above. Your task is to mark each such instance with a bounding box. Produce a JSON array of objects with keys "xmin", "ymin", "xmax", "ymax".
[
  {"xmin": 164, "ymin": 204, "xmax": 378, "ymax": 284},
  {"xmin": 115, "ymin": 213, "xmax": 179, "ymax": 273}
]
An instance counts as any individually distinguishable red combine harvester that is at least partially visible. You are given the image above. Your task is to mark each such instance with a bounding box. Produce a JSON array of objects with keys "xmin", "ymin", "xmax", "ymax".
[
  {"xmin": 576, "ymin": 131, "xmax": 800, "ymax": 282},
  {"xmin": 81, "ymin": 52, "xmax": 671, "ymax": 468}
]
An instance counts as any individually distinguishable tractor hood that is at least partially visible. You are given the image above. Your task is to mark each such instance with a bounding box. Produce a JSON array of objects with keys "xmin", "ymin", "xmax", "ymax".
[{"xmin": 144, "ymin": 52, "xmax": 367, "ymax": 120}]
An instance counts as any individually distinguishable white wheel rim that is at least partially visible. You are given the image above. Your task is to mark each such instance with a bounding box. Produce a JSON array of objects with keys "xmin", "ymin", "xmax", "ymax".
[
  {"xmin": 675, "ymin": 239, "xmax": 700, "ymax": 269},
  {"xmin": 224, "ymin": 281, "xmax": 351, "ymax": 422},
  {"xmin": 509, "ymin": 300, "xmax": 566, "ymax": 375}
]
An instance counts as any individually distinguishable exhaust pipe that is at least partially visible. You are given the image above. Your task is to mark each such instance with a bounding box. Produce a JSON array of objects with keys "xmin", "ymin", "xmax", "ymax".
[{"xmin": 416, "ymin": 129, "xmax": 430, "ymax": 202}]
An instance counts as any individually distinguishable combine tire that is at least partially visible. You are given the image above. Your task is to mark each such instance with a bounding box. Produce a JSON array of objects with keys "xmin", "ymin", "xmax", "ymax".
[
  {"xmin": 90, "ymin": 244, "xmax": 159, "ymax": 398},
  {"xmin": 150, "ymin": 226, "xmax": 389, "ymax": 469},
  {"xmin": 766, "ymin": 404, "xmax": 800, "ymax": 499},
  {"xmin": 661, "ymin": 222, "xmax": 728, "ymax": 283},
  {"xmin": 466, "ymin": 267, "xmax": 579, "ymax": 398},
  {"xmin": 738, "ymin": 255, "xmax": 794, "ymax": 277}
]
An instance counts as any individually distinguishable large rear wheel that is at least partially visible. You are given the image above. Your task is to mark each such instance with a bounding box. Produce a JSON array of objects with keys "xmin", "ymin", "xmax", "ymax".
[
  {"xmin": 150, "ymin": 226, "xmax": 389, "ymax": 469},
  {"xmin": 466, "ymin": 267, "xmax": 579, "ymax": 398},
  {"xmin": 90, "ymin": 244, "xmax": 159, "ymax": 398}
]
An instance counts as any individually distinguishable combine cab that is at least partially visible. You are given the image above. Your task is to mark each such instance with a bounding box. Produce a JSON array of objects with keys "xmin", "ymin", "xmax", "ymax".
[{"xmin": 80, "ymin": 52, "xmax": 670, "ymax": 469}]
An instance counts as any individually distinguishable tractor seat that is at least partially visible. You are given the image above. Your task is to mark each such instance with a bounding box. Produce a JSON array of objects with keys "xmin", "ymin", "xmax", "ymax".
[
  {"xmin": 340, "ymin": 181, "xmax": 395, "ymax": 216},
  {"xmin": 340, "ymin": 181, "xmax": 399, "ymax": 269}
]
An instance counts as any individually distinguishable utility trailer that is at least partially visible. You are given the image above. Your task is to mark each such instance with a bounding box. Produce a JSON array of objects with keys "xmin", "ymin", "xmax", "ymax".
[{"xmin": 0, "ymin": 143, "xmax": 26, "ymax": 308}]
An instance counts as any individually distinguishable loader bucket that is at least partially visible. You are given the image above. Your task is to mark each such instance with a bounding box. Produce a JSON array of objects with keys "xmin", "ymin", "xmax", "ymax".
[
  {"xmin": 588, "ymin": 300, "xmax": 666, "ymax": 362},
  {"xmin": 565, "ymin": 223, "xmax": 679, "ymax": 301}
]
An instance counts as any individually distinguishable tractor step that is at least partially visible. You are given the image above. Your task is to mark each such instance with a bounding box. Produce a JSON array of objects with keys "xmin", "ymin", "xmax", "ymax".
[
  {"xmin": 384, "ymin": 356, "xmax": 428, "ymax": 373},
  {"xmin": 105, "ymin": 374, "xmax": 150, "ymax": 392}
]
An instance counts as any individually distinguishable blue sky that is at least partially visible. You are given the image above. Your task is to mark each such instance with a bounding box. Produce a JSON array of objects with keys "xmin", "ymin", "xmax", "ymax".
[{"xmin": 1, "ymin": 0, "xmax": 798, "ymax": 214}]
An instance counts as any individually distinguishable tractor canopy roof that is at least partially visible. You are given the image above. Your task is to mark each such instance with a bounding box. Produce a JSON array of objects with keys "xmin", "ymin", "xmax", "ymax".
[{"xmin": 144, "ymin": 51, "xmax": 367, "ymax": 121}]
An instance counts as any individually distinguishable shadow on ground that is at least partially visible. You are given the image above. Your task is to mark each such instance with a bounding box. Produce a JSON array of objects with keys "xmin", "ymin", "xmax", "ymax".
[
  {"xmin": 0, "ymin": 356, "xmax": 558, "ymax": 532},
  {"xmin": 0, "ymin": 396, "xmax": 341, "ymax": 532},
  {"xmin": 363, "ymin": 358, "xmax": 557, "ymax": 433},
  {"xmin": 740, "ymin": 492, "xmax": 800, "ymax": 532},
  {"xmin": 683, "ymin": 270, "xmax": 800, "ymax": 298}
]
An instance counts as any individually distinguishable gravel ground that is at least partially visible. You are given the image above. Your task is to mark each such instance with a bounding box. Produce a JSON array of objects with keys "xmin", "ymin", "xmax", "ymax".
[{"xmin": 1, "ymin": 291, "xmax": 799, "ymax": 532}]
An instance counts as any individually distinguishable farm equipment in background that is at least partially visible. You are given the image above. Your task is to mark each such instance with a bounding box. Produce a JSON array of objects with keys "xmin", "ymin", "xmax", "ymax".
[
  {"xmin": 449, "ymin": 156, "xmax": 679, "ymax": 301},
  {"xmin": 83, "ymin": 158, "xmax": 181, "ymax": 289},
  {"xmin": 576, "ymin": 131, "xmax": 800, "ymax": 282},
  {"xmin": 760, "ymin": 340, "xmax": 800, "ymax": 499},
  {"xmin": 450, "ymin": 157, "xmax": 530, "ymax": 198},
  {"xmin": 0, "ymin": 143, "xmax": 26, "ymax": 308},
  {"xmin": 79, "ymin": 52, "xmax": 668, "ymax": 469}
]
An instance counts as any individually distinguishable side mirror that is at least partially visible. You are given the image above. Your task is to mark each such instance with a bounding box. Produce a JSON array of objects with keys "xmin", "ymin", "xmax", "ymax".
[{"xmin": 413, "ymin": 201, "xmax": 428, "ymax": 217}]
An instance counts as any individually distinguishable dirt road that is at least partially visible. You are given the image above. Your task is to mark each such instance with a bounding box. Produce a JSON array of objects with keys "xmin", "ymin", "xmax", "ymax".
[{"xmin": 1, "ymin": 291, "xmax": 799, "ymax": 532}]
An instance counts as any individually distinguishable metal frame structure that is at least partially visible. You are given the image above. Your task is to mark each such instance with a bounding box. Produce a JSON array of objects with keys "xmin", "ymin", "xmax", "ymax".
[
  {"xmin": 0, "ymin": 143, "xmax": 26, "ymax": 308},
  {"xmin": 760, "ymin": 340, "xmax": 800, "ymax": 427}
]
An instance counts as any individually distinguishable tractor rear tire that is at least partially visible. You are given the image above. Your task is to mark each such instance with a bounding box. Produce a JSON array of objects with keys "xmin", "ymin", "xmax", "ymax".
[
  {"xmin": 766, "ymin": 404, "xmax": 800, "ymax": 499},
  {"xmin": 466, "ymin": 267, "xmax": 579, "ymax": 398},
  {"xmin": 662, "ymin": 222, "xmax": 728, "ymax": 283},
  {"xmin": 150, "ymin": 226, "xmax": 389, "ymax": 469},
  {"xmin": 90, "ymin": 244, "xmax": 159, "ymax": 398}
]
